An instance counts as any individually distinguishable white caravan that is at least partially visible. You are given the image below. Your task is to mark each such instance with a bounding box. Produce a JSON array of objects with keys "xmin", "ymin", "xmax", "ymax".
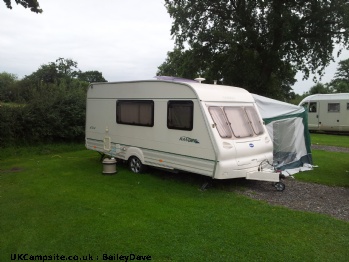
[
  {"xmin": 299, "ymin": 93, "xmax": 349, "ymax": 132},
  {"xmin": 85, "ymin": 79, "xmax": 281, "ymax": 185}
]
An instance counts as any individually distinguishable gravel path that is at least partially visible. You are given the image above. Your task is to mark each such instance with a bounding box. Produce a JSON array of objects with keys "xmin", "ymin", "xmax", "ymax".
[
  {"xmin": 232, "ymin": 144, "xmax": 349, "ymax": 222},
  {"xmin": 234, "ymin": 179, "xmax": 349, "ymax": 221}
]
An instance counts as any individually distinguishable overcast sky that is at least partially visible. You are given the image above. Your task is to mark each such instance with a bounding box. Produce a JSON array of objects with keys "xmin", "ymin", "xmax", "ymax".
[{"xmin": 1, "ymin": 0, "xmax": 348, "ymax": 95}]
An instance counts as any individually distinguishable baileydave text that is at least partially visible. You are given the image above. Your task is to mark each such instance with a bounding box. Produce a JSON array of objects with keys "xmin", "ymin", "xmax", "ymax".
[{"xmin": 103, "ymin": 254, "xmax": 151, "ymax": 261}]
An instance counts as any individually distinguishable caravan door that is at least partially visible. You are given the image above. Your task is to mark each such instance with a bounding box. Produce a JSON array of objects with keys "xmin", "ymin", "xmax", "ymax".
[
  {"xmin": 306, "ymin": 101, "xmax": 320, "ymax": 130},
  {"xmin": 320, "ymin": 101, "xmax": 341, "ymax": 131}
]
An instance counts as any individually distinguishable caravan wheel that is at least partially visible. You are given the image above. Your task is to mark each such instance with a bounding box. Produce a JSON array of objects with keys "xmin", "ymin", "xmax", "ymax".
[
  {"xmin": 274, "ymin": 182, "xmax": 285, "ymax": 191},
  {"xmin": 129, "ymin": 156, "xmax": 144, "ymax": 174}
]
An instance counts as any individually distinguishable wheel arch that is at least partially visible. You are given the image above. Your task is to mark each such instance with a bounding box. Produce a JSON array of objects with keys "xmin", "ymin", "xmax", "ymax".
[{"xmin": 125, "ymin": 147, "xmax": 145, "ymax": 164}]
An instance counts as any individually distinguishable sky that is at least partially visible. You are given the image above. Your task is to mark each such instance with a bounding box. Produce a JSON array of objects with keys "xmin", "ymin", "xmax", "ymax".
[{"xmin": 1, "ymin": 0, "xmax": 348, "ymax": 95}]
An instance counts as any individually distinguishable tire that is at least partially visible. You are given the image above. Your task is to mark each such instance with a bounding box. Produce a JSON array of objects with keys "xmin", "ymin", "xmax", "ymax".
[
  {"xmin": 129, "ymin": 156, "xmax": 144, "ymax": 173},
  {"xmin": 274, "ymin": 182, "xmax": 285, "ymax": 191}
]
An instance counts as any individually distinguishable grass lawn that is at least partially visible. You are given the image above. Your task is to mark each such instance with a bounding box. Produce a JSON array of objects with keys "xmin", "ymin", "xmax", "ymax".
[
  {"xmin": 0, "ymin": 144, "xmax": 348, "ymax": 261},
  {"xmin": 293, "ymin": 133, "xmax": 349, "ymax": 187},
  {"xmin": 310, "ymin": 133, "xmax": 349, "ymax": 148},
  {"xmin": 295, "ymin": 150, "xmax": 349, "ymax": 187}
]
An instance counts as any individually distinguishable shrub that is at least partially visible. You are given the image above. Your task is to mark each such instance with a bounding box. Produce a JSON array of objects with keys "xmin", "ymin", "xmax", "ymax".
[{"xmin": 0, "ymin": 85, "xmax": 87, "ymax": 147}]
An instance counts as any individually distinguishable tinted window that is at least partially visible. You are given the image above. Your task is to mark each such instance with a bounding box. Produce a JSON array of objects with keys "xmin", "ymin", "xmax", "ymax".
[
  {"xmin": 328, "ymin": 103, "xmax": 340, "ymax": 112},
  {"xmin": 309, "ymin": 102, "xmax": 317, "ymax": 113},
  {"xmin": 116, "ymin": 100, "xmax": 154, "ymax": 127},
  {"xmin": 167, "ymin": 101, "xmax": 193, "ymax": 131}
]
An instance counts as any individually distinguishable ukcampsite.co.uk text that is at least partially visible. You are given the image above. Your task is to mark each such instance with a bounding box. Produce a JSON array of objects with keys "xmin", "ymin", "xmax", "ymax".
[{"xmin": 10, "ymin": 253, "xmax": 152, "ymax": 261}]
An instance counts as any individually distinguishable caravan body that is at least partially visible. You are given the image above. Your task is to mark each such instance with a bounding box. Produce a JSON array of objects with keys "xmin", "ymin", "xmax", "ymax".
[
  {"xmin": 85, "ymin": 80, "xmax": 278, "ymax": 182},
  {"xmin": 299, "ymin": 93, "xmax": 349, "ymax": 132}
]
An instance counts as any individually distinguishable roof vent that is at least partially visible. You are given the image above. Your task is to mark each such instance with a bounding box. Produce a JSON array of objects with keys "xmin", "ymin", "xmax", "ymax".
[
  {"xmin": 154, "ymin": 76, "xmax": 198, "ymax": 83},
  {"xmin": 194, "ymin": 77, "xmax": 205, "ymax": 83}
]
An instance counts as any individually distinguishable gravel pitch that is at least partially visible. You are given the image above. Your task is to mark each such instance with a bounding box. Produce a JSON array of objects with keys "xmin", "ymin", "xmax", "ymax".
[
  {"xmin": 234, "ymin": 179, "xmax": 349, "ymax": 221},
  {"xmin": 232, "ymin": 145, "xmax": 349, "ymax": 222}
]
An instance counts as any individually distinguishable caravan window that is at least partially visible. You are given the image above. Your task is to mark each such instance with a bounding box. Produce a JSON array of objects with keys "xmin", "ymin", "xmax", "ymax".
[
  {"xmin": 208, "ymin": 106, "xmax": 264, "ymax": 139},
  {"xmin": 224, "ymin": 107, "xmax": 254, "ymax": 138},
  {"xmin": 208, "ymin": 107, "xmax": 232, "ymax": 138},
  {"xmin": 328, "ymin": 103, "xmax": 340, "ymax": 112},
  {"xmin": 245, "ymin": 107, "xmax": 264, "ymax": 135},
  {"xmin": 309, "ymin": 102, "xmax": 317, "ymax": 113},
  {"xmin": 167, "ymin": 101, "xmax": 193, "ymax": 131},
  {"xmin": 116, "ymin": 100, "xmax": 154, "ymax": 127}
]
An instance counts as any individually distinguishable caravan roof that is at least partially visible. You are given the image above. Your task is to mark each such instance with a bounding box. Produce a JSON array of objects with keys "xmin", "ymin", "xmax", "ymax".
[
  {"xmin": 90, "ymin": 80, "xmax": 255, "ymax": 103},
  {"xmin": 299, "ymin": 93, "xmax": 349, "ymax": 103},
  {"xmin": 188, "ymin": 82, "xmax": 253, "ymax": 102}
]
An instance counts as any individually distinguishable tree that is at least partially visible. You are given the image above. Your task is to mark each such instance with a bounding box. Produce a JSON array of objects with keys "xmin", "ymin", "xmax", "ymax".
[
  {"xmin": 0, "ymin": 72, "xmax": 17, "ymax": 102},
  {"xmin": 23, "ymin": 62, "xmax": 58, "ymax": 85},
  {"xmin": 0, "ymin": 58, "xmax": 108, "ymax": 146},
  {"xmin": 77, "ymin": 70, "xmax": 107, "ymax": 83},
  {"xmin": 161, "ymin": 0, "xmax": 349, "ymax": 99},
  {"xmin": 334, "ymin": 58, "xmax": 349, "ymax": 81},
  {"xmin": 55, "ymin": 58, "xmax": 78, "ymax": 79},
  {"xmin": 23, "ymin": 58, "xmax": 80, "ymax": 88},
  {"xmin": 328, "ymin": 58, "xmax": 349, "ymax": 92},
  {"xmin": 24, "ymin": 58, "xmax": 107, "ymax": 86},
  {"xmin": 158, "ymin": 48, "xmax": 203, "ymax": 79},
  {"xmin": 308, "ymin": 83, "xmax": 331, "ymax": 95},
  {"xmin": 3, "ymin": 0, "xmax": 42, "ymax": 13},
  {"xmin": 330, "ymin": 80, "xmax": 349, "ymax": 93}
]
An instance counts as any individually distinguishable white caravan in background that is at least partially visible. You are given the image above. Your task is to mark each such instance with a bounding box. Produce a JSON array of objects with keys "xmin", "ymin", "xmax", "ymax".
[
  {"xmin": 85, "ymin": 79, "xmax": 283, "ymax": 188},
  {"xmin": 299, "ymin": 93, "xmax": 349, "ymax": 132}
]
